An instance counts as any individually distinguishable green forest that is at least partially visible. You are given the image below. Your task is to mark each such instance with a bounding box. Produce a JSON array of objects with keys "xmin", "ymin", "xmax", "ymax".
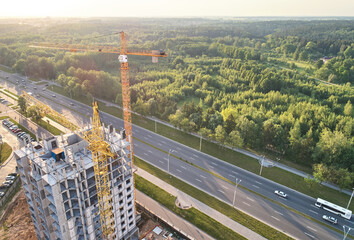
[{"xmin": 0, "ymin": 18, "xmax": 353, "ymax": 188}]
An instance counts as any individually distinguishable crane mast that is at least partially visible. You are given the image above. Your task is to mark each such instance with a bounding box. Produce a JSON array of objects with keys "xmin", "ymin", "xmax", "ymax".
[{"xmin": 29, "ymin": 32, "xmax": 167, "ymax": 240}]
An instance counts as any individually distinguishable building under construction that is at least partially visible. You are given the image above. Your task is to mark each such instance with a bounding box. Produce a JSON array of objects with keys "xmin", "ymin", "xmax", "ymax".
[{"xmin": 14, "ymin": 124, "xmax": 139, "ymax": 239}]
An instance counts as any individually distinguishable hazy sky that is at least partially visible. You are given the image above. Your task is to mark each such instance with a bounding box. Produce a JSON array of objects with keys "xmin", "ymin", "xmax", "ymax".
[{"xmin": 2, "ymin": 0, "xmax": 354, "ymax": 17}]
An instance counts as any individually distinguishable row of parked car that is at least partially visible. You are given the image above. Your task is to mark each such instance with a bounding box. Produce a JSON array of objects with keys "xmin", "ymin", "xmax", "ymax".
[
  {"xmin": 2, "ymin": 119, "xmax": 35, "ymax": 143},
  {"xmin": 0, "ymin": 173, "xmax": 18, "ymax": 198}
]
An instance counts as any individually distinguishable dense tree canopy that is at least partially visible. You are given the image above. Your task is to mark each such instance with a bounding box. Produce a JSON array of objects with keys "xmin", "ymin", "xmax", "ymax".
[{"xmin": 0, "ymin": 18, "xmax": 353, "ymax": 185}]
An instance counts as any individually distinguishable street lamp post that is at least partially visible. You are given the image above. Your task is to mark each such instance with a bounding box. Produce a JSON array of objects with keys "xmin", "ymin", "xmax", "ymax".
[
  {"xmin": 259, "ymin": 155, "xmax": 265, "ymax": 176},
  {"xmin": 232, "ymin": 178, "xmax": 242, "ymax": 207},
  {"xmin": 199, "ymin": 135, "xmax": 202, "ymax": 151},
  {"xmin": 346, "ymin": 188, "xmax": 354, "ymax": 209},
  {"xmin": 167, "ymin": 149, "xmax": 175, "ymax": 176},
  {"xmin": 343, "ymin": 225, "xmax": 352, "ymax": 240}
]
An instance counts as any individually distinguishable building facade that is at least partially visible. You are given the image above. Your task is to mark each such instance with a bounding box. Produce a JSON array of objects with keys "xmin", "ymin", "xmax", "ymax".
[{"xmin": 15, "ymin": 127, "xmax": 139, "ymax": 240}]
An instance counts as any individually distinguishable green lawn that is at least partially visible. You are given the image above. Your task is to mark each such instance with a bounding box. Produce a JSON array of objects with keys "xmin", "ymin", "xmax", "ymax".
[
  {"xmin": 135, "ymin": 175, "xmax": 246, "ymax": 240},
  {"xmin": 0, "ymin": 66, "xmax": 13, "ymax": 73},
  {"xmin": 28, "ymin": 77, "xmax": 40, "ymax": 82},
  {"xmin": 135, "ymin": 157, "xmax": 293, "ymax": 240},
  {"xmin": 36, "ymin": 119, "xmax": 63, "ymax": 136},
  {"xmin": 0, "ymin": 142, "xmax": 12, "ymax": 164}
]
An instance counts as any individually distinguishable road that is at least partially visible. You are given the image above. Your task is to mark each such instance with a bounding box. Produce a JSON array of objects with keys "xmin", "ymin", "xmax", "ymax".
[{"xmin": 1, "ymin": 70, "xmax": 353, "ymax": 239}]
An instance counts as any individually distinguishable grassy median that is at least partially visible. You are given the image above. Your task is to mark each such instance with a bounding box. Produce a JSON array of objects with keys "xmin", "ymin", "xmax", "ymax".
[
  {"xmin": 134, "ymin": 156, "xmax": 293, "ymax": 240},
  {"xmin": 135, "ymin": 174, "xmax": 246, "ymax": 240}
]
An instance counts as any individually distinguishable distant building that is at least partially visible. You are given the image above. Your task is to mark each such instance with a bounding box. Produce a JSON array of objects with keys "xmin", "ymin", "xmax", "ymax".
[
  {"xmin": 15, "ymin": 127, "xmax": 139, "ymax": 240},
  {"xmin": 320, "ymin": 56, "xmax": 334, "ymax": 64}
]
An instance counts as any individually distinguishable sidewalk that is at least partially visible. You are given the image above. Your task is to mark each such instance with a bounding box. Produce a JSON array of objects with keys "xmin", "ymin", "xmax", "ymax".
[
  {"xmin": 136, "ymin": 191, "xmax": 214, "ymax": 240},
  {"xmin": 135, "ymin": 167, "xmax": 266, "ymax": 240}
]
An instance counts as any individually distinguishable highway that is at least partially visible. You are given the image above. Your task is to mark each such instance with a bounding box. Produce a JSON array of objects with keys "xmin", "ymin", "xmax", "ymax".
[{"xmin": 1, "ymin": 70, "xmax": 353, "ymax": 239}]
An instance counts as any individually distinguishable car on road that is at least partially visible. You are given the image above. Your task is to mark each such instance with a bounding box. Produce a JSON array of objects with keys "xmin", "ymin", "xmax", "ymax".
[
  {"xmin": 52, "ymin": 94, "xmax": 56, "ymax": 97},
  {"xmin": 322, "ymin": 215, "xmax": 337, "ymax": 224},
  {"xmin": 274, "ymin": 190, "xmax": 287, "ymax": 198},
  {"xmin": 69, "ymin": 102, "xmax": 74, "ymax": 106}
]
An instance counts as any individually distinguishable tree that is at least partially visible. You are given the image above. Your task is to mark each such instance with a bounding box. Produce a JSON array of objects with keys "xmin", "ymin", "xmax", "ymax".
[
  {"xmin": 314, "ymin": 60, "xmax": 323, "ymax": 69},
  {"xmin": 313, "ymin": 163, "xmax": 330, "ymax": 183},
  {"xmin": 344, "ymin": 101, "xmax": 352, "ymax": 116},
  {"xmin": 18, "ymin": 96, "xmax": 27, "ymax": 113},
  {"xmin": 214, "ymin": 125, "xmax": 226, "ymax": 145},
  {"xmin": 299, "ymin": 51, "xmax": 308, "ymax": 61},
  {"xmin": 228, "ymin": 130, "xmax": 243, "ymax": 149},
  {"xmin": 27, "ymin": 105, "xmax": 42, "ymax": 122}
]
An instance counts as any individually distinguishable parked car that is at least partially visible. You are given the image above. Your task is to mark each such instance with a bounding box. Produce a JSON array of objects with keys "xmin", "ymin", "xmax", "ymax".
[
  {"xmin": 9, "ymin": 173, "xmax": 18, "ymax": 177},
  {"xmin": 274, "ymin": 190, "xmax": 287, "ymax": 198},
  {"xmin": 13, "ymin": 129, "xmax": 22, "ymax": 133},
  {"xmin": 5, "ymin": 176, "xmax": 15, "ymax": 181},
  {"xmin": 3, "ymin": 180, "xmax": 13, "ymax": 187},
  {"xmin": 0, "ymin": 191, "xmax": 4, "ymax": 197},
  {"xmin": 11, "ymin": 128, "xmax": 19, "ymax": 133},
  {"xmin": 17, "ymin": 132, "xmax": 25, "ymax": 137},
  {"xmin": 322, "ymin": 215, "xmax": 337, "ymax": 224},
  {"xmin": 9, "ymin": 125, "xmax": 18, "ymax": 130}
]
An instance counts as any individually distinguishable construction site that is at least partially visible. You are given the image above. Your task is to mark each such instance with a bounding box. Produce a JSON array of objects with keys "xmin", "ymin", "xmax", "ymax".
[{"xmin": 0, "ymin": 32, "xmax": 176, "ymax": 240}]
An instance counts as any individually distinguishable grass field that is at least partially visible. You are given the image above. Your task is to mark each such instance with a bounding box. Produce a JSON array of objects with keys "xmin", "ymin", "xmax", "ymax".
[
  {"xmin": 0, "ymin": 142, "xmax": 12, "ymax": 164},
  {"xmin": 135, "ymin": 175, "xmax": 246, "ymax": 240},
  {"xmin": 135, "ymin": 157, "xmax": 293, "ymax": 240}
]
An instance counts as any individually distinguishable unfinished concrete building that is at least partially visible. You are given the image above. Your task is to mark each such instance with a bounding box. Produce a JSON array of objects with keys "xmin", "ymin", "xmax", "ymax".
[{"xmin": 15, "ymin": 126, "xmax": 139, "ymax": 240}]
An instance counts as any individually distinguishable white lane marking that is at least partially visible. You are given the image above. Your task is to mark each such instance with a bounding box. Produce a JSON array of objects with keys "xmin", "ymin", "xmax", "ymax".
[
  {"xmin": 252, "ymin": 184, "xmax": 260, "ymax": 189},
  {"xmin": 275, "ymin": 211, "xmax": 283, "ymax": 216},
  {"xmin": 143, "ymin": 153, "xmax": 148, "ymax": 156},
  {"xmin": 190, "ymin": 157, "xmax": 195, "ymax": 160},
  {"xmin": 158, "ymin": 160, "xmax": 164, "ymax": 164},
  {"xmin": 345, "ymin": 219, "xmax": 353, "ymax": 223},
  {"xmin": 180, "ymin": 166, "xmax": 187, "ymax": 170},
  {"xmin": 157, "ymin": 143, "xmax": 162, "ymax": 146},
  {"xmin": 147, "ymin": 135, "xmax": 152, "ymax": 138},
  {"xmin": 176, "ymin": 169, "xmax": 182, "ymax": 173},
  {"xmin": 218, "ymin": 190, "xmax": 225, "ymax": 194},
  {"xmin": 161, "ymin": 141, "xmax": 166, "ymax": 144},
  {"xmin": 196, "ymin": 178, "xmax": 202, "ymax": 183},
  {"xmin": 306, "ymin": 226, "xmax": 317, "ymax": 232},
  {"xmin": 304, "ymin": 232, "xmax": 315, "ymax": 239},
  {"xmin": 148, "ymin": 150, "xmax": 153, "ymax": 153},
  {"xmin": 232, "ymin": 171, "xmax": 237, "ymax": 174},
  {"xmin": 246, "ymin": 197, "xmax": 254, "ymax": 202},
  {"xmin": 271, "ymin": 216, "xmax": 280, "ymax": 221},
  {"xmin": 309, "ymin": 210, "xmax": 318, "ymax": 215},
  {"xmin": 310, "ymin": 205, "xmax": 318, "ymax": 209},
  {"xmin": 221, "ymin": 185, "xmax": 228, "ymax": 190},
  {"xmin": 211, "ymin": 162, "xmax": 217, "ymax": 166},
  {"xmin": 229, "ymin": 174, "xmax": 235, "ymax": 178},
  {"xmin": 135, "ymin": 129, "xmax": 140, "ymax": 133},
  {"xmin": 209, "ymin": 165, "xmax": 214, "ymax": 169},
  {"xmin": 242, "ymin": 201, "xmax": 251, "ymax": 206},
  {"xmin": 255, "ymin": 181, "xmax": 262, "ymax": 185},
  {"xmin": 163, "ymin": 158, "xmax": 168, "ymax": 161},
  {"xmin": 193, "ymin": 154, "xmax": 198, "ymax": 158},
  {"xmin": 200, "ymin": 175, "xmax": 207, "ymax": 179}
]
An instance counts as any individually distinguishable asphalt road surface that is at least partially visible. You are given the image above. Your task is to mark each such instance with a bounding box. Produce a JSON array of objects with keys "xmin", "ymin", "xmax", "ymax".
[{"xmin": 1, "ymin": 70, "xmax": 353, "ymax": 240}]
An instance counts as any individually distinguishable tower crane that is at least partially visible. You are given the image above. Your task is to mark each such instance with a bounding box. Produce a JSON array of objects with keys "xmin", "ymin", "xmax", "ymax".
[{"xmin": 29, "ymin": 32, "xmax": 167, "ymax": 239}]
